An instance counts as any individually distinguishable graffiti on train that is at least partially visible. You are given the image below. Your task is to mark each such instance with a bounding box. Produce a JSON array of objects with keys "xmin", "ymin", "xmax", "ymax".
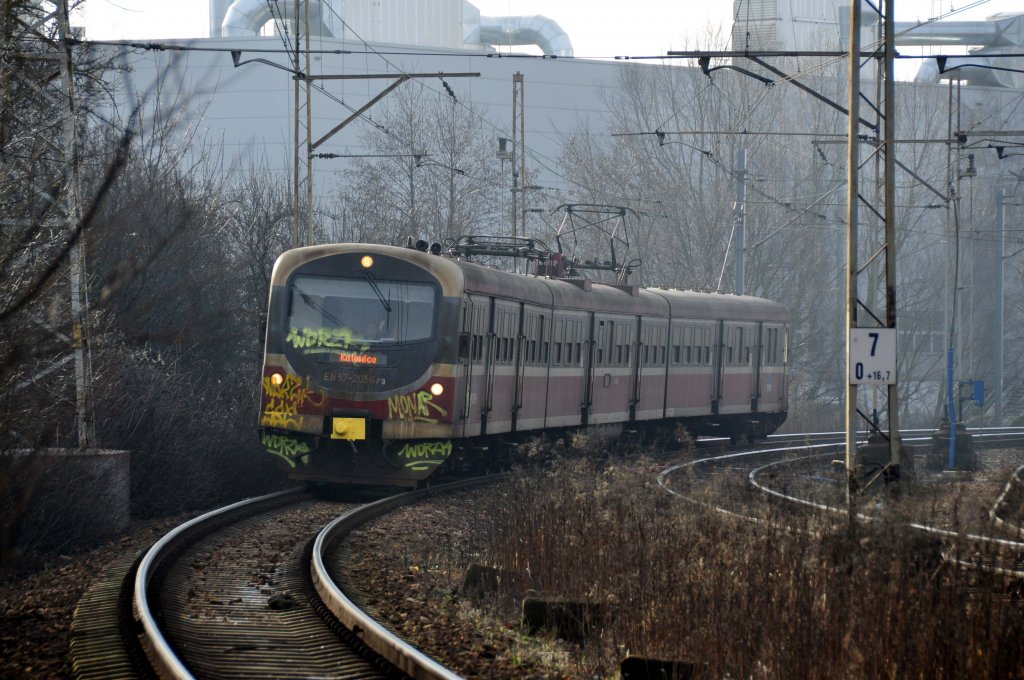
[
  {"xmin": 261, "ymin": 432, "xmax": 311, "ymax": 468},
  {"xmin": 286, "ymin": 327, "xmax": 357, "ymax": 354},
  {"xmin": 398, "ymin": 441, "xmax": 453, "ymax": 471},
  {"xmin": 261, "ymin": 374, "xmax": 322, "ymax": 429},
  {"xmin": 388, "ymin": 389, "xmax": 448, "ymax": 423}
]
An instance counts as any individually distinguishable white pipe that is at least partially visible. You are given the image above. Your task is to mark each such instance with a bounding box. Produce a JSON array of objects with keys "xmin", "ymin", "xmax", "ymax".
[
  {"xmin": 222, "ymin": 0, "xmax": 335, "ymax": 37},
  {"xmin": 478, "ymin": 14, "xmax": 573, "ymax": 57}
]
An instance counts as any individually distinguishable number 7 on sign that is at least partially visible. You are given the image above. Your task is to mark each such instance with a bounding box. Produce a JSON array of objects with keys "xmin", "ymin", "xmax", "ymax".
[{"xmin": 849, "ymin": 328, "xmax": 896, "ymax": 386}]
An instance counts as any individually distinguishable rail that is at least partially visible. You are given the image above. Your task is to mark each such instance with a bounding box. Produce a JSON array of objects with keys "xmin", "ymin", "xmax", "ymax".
[
  {"xmin": 133, "ymin": 488, "xmax": 308, "ymax": 679},
  {"xmin": 312, "ymin": 476, "xmax": 503, "ymax": 680}
]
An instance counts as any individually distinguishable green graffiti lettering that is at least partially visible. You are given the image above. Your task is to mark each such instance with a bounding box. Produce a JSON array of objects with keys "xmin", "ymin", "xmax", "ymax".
[
  {"xmin": 387, "ymin": 390, "xmax": 448, "ymax": 423},
  {"xmin": 261, "ymin": 432, "xmax": 311, "ymax": 468},
  {"xmin": 286, "ymin": 327, "xmax": 356, "ymax": 351},
  {"xmin": 397, "ymin": 441, "xmax": 452, "ymax": 471}
]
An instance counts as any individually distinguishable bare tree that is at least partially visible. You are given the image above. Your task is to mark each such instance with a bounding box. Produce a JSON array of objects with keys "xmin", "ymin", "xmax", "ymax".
[
  {"xmin": 335, "ymin": 83, "xmax": 508, "ymax": 245},
  {"xmin": 557, "ymin": 54, "xmax": 1006, "ymax": 430}
]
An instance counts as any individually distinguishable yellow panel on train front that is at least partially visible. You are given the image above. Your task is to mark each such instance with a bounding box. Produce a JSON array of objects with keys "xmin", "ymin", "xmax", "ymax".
[{"xmin": 331, "ymin": 417, "xmax": 366, "ymax": 440}]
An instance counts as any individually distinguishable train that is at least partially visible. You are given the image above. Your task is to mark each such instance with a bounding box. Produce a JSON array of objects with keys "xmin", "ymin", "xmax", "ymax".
[{"xmin": 258, "ymin": 237, "xmax": 788, "ymax": 486}]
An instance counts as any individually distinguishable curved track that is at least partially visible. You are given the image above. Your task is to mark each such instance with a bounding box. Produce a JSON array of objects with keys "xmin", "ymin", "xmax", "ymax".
[
  {"xmin": 667, "ymin": 429, "xmax": 1024, "ymax": 579},
  {"xmin": 129, "ymin": 478, "xmax": 500, "ymax": 679},
  {"xmin": 133, "ymin": 489, "xmax": 400, "ymax": 679}
]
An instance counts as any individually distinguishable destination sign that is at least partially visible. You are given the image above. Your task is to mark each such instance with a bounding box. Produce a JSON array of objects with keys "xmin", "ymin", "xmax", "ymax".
[{"xmin": 336, "ymin": 351, "xmax": 387, "ymax": 366}]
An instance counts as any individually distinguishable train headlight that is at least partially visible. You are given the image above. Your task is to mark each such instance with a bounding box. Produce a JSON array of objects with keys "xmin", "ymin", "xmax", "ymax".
[
  {"xmin": 360, "ymin": 255, "xmax": 374, "ymax": 268},
  {"xmin": 270, "ymin": 372, "xmax": 284, "ymax": 386},
  {"xmin": 429, "ymin": 382, "xmax": 444, "ymax": 397}
]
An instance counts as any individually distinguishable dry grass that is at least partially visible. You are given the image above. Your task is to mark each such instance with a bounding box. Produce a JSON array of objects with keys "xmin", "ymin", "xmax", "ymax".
[{"xmin": 468, "ymin": 460, "xmax": 1024, "ymax": 679}]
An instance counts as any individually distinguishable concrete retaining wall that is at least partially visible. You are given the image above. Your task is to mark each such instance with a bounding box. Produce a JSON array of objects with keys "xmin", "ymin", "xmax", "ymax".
[{"xmin": 2, "ymin": 449, "xmax": 130, "ymax": 553}]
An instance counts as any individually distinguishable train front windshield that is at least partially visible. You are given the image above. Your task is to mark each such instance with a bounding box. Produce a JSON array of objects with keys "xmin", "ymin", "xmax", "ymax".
[{"xmin": 287, "ymin": 275, "xmax": 436, "ymax": 349}]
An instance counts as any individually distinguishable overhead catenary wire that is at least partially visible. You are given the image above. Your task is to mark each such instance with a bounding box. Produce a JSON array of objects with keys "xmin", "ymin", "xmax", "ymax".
[{"xmin": 56, "ymin": 11, "xmax": 1024, "ymax": 237}]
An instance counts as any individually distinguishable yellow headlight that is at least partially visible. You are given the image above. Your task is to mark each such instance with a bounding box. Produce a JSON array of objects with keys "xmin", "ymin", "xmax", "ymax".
[
  {"xmin": 270, "ymin": 372, "xmax": 284, "ymax": 386},
  {"xmin": 361, "ymin": 255, "xmax": 374, "ymax": 268},
  {"xmin": 430, "ymin": 382, "xmax": 444, "ymax": 396}
]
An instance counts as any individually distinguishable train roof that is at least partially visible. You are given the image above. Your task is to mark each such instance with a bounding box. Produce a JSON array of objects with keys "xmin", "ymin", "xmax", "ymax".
[
  {"xmin": 274, "ymin": 243, "xmax": 788, "ymax": 324},
  {"xmin": 451, "ymin": 253, "xmax": 787, "ymax": 323}
]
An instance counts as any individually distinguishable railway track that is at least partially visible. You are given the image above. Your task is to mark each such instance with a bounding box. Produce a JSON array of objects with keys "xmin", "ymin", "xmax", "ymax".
[
  {"xmin": 690, "ymin": 429, "xmax": 1024, "ymax": 578},
  {"xmin": 73, "ymin": 479, "xmax": 500, "ymax": 679},
  {"xmin": 136, "ymin": 491, "xmax": 396, "ymax": 679},
  {"xmin": 70, "ymin": 430, "xmax": 1024, "ymax": 678}
]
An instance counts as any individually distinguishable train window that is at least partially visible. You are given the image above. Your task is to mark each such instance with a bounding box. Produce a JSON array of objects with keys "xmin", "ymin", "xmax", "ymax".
[
  {"xmin": 555, "ymin": 342, "xmax": 562, "ymax": 364},
  {"xmin": 288, "ymin": 275, "xmax": 435, "ymax": 347}
]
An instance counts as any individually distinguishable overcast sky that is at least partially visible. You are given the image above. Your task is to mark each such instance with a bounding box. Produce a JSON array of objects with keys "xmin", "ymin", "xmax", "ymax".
[{"xmin": 76, "ymin": 0, "xmax": 1022, "ymax": 61}]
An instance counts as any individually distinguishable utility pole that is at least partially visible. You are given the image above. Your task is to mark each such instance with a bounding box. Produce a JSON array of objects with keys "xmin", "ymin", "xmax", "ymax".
[
  {"xmin": 58, "ymin": 0, "xmax": 95, "ymax": 449},
  {"xmin": 511, "ymin": 72, "xmax": 524, "ymax": 239},
  {"xmin": 995, "ymin": 186, "xmax": 1004, "ymax": 427},
  {"xmin": 845, "ymin": 0, "xmax": 900, "ymax": 502},
  {"xmin": 844, "ymin": 0, "xmax": 863, "ymax": 506},
  {"xmin": 290, "ymin": 0, "xmax": 314, "ymax": 246},
  {"xmin": 516, "ymin": 73, "xmax": 527, "ymax": 239},
  {"xmin": 734, "ymin": 147, "xmax": 746, "ymax": 296}
]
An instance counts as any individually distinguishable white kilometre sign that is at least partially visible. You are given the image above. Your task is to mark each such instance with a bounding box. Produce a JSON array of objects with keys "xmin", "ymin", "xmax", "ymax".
[{"xmin": 849, "ymin": 328, "xmax": 896, "ymax": 385}]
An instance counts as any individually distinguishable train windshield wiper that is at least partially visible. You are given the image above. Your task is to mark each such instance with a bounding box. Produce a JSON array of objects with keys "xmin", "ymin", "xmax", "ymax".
[
  {"xmin": 299, "ymin": 291, "xmax": 345, "ymax": 328},
  {"xmin": 363, "ymin": 271, "xmax": 392, "ymax": 314}
]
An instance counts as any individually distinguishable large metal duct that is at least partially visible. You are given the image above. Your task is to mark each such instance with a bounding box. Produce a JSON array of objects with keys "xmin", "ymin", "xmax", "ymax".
[
  {"xmin": 897, "ymin": 13, "xmax": 1024, "ymax": 89},
  {"xmin": 892, "ymin": 20, "xmax": 1011, "ymax": 47},
  {"xmin": 221, "ymin": 0, "xmax": 342, "ymax": 38},
  {"xmin": 477, "ymin": 15, "xmax": 574, "ymax": 57},
  {"xmin": 838, "ymin": 8, "xmax": 1022, "ymax": 89}
]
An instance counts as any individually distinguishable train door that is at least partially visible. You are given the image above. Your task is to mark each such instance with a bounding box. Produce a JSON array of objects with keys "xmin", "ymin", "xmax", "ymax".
[
  {"xmin": 630, "ymin": 317, "xmax": 643, "ymax": 421},
  {"xmin": 752, "ymin": 322, "xmax": 764, "ymax": 413},
  {"xmin": 461, "ymin": 295, "xmax": 490, "ymax": 437},
  {"xmin": 486, "ymin": 300, "xmax": 519, "ymax": 434},
  {"xmin": 634, "ymin": 319, "xmax": 668, "ymax": 422},
  {"xmin": 712, "ymin": 320, "xmax": 725, "ymax": 415},
  {"xmin": 515, "ymin": 307, "xmax": 548, "ymax": 432},
  {"xmin": 512, "ymin": 302, "xmax": 525, "ymax": 431},
  {"xmin": 589, "ymin": 315, "xmax": 634, "ymax": 425},
  {"xmin": 582, "ymin": 312, "xmax": 596, "ymax": 425},
  {"xmin": 758, "ymin": 323, "xmax": 786, "ymax": 415},
  {"xmin": 545, "ymin": 312, "xmax": 585, "ymax": 429},
  {"xmin": 720, "ymin": 322, "xmax": 757, "ymax": 414},
  {"xmin": 457, "ymin": 299, "xmax": 473, "ymax": 436}
]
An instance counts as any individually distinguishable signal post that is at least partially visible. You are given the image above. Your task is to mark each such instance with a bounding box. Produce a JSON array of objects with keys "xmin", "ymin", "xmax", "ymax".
[{"xmin": 845, "ymin": 0, "xmax": 901, "ymax": 504}]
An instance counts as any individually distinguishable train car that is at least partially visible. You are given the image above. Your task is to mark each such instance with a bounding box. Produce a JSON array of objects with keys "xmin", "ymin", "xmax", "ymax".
[{"xmin": 258, "ymin": 239, "xmax": 788, "ymax": 486}]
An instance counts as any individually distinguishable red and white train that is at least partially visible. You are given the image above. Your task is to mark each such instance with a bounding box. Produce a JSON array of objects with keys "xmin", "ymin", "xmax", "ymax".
[{"xmin": 259, "ymin": 239, "xmax": 788, "ymax": 486}]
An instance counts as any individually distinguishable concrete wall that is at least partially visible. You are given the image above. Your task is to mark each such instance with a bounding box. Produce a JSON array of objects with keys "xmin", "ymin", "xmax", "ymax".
[{"xmin": 3, "ymin": 449, "xmax": 130, "ymax": 553}]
